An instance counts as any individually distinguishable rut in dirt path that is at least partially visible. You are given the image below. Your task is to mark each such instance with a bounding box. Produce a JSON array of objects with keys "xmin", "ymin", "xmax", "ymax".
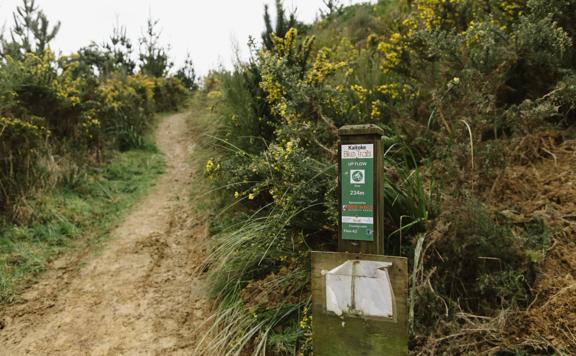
[{"xmin": 0, "ymin": 112, "xmax": 209, "ymax": 355}]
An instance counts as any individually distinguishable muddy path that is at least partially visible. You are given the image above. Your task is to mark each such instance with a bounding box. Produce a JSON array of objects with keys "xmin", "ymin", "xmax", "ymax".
[{"xmin": 0, "ymin": 112, "xmax": 209, "ymax": 355}]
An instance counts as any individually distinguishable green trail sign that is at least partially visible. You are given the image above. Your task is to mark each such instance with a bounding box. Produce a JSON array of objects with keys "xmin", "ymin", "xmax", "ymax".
[
  {"xmin": 341, "ymin": 143, "xmax": 374, "ymax": 241},
  {"xmin": 338, "ymin": 124, "xmax": 384, "ymax": 255}
]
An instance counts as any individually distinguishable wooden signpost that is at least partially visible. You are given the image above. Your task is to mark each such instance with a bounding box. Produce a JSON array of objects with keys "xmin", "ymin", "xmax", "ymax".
[{"xmin": 311, "ymin": 124, "xmax": 408, "ymax": 355}]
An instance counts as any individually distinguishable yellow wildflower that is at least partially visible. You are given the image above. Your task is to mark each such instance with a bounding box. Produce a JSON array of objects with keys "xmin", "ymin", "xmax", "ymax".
[
  {"xmin": 351, "ymin": 84, "xmax": 369, "ymax": 102},
  {"xmin": 205, "ymin": 159, "xmax": 220, "ymax": 175},
  {"xmin": 370, "ymin": 100, "xmax": 382, "ymax": 120},
  {"xmin": 286, "ymin": 140, "xmax": 294, "ymax": 154}
]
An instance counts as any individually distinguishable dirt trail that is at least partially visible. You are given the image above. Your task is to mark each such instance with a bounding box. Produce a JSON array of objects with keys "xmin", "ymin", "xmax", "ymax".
[{"xmin": 0, "ymin": 112, "xmax": 209, "ymax": 355}]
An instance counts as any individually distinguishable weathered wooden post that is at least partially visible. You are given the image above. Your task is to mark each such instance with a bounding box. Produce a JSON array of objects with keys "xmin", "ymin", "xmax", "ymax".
[{"xmin": 311, "ymin": 124, "xmax": 408, "ymax": 355}]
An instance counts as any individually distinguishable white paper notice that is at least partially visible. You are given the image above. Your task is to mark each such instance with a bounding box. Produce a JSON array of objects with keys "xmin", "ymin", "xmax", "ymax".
[{"xmin": 325, "ymin": 260, "xmax": 394, "ymax": 318}]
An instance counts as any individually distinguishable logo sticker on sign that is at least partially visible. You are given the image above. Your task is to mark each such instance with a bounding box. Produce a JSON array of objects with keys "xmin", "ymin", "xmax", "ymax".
[
  {"xmin": 341, "ymin": 144, "xmax": 374, "ymax": 241},
  {"xmin": 350, "ymin": 170, "xmax": 365, "ymax": 184}
]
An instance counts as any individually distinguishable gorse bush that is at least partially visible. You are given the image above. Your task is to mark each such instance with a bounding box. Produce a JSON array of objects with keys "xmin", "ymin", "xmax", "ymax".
[
  {"xmin": 202, "ymin": 0, "xmax": 576, "ymax": 354},
  {"xmin": 0, "ymin": 50, "xmax": 84, "ymax": 140},
  {"xmin": 152, "ymin": 76, "xmax": 189, "ymax": 112},
  {"xmin": 96, "ymin": 74, "xmax": 156, "ymax": 150},
  {"xmin": 0, "ymin": 117, "xmax": 48, "ymax": 216},
  {"xmin": 0, "ymin": 0, "xmax": 191, "ymax": 219}
]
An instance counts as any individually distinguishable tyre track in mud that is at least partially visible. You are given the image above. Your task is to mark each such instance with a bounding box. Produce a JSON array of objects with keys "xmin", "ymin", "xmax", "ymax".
[{"xmin": 0, "ymin": 112, "xmax": 209, "ymax": 355}]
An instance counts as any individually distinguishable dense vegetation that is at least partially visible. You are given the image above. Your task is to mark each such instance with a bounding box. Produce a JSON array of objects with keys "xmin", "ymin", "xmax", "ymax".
[
  {"xmin": 0, "ymin": 1, "xmax": 192, "ymax": 301},
  {"xmin": 199, "ymin": 0, "xmax": 576, "ymax": 354}
]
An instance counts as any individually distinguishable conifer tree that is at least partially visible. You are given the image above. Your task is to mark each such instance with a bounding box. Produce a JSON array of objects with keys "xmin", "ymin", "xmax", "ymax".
[
  {"xmin": 138, "ymin": 17, "xmax": 172, "ymax": 77},
  {"xmin": 0, "ymin": 0, "xmax": 61, "ymax": 59},
  {"xmin": 76, "ymin": 25, "xmax": 136, "ymax": 78},
  {"xmin": 320, "ymin": 0, "xmax": 344, "ymax": 18},
  {"xmin": 261, "ymin": 0, "xmax": 297, "ymax": 51},
  {"xmin": 105, "ymin": 25, "xmax": 136, "ymax": 75},
  {"xmin": 175, "ymin": 54, "xmax": 198, "ymax": 90}
]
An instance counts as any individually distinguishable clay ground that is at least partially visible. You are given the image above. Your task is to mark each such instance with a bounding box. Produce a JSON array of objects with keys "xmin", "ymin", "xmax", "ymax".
[{"xmin": 0, "ymin": 112, "xmax": 210, "ymax": 355}]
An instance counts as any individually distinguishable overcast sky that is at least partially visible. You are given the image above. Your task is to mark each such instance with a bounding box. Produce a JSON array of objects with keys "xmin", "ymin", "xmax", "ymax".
[{"xmin": 0, "ymin": 0, "xmax": 372, "ymax": 75}]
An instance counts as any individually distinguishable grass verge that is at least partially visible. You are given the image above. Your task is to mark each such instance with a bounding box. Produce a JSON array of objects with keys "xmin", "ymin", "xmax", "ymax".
[{"xmin": 0, "ymin": 147, "xmax": 164, "ymax": 303}]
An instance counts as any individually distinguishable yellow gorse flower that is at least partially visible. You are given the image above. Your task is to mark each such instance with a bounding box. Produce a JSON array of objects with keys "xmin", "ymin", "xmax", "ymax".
[
  {"xmin": 271, "ymin": 28, "xmax": 298, "ymax": 57},
  {"xmin": 205, "ymin": 159, "xmax": 221, "ymax": 176},
  {"xmin": 351, "ymin": 84, "xmax": 369, "ymax": 103},
  {"xmin": 306, "ymin": 48, "xmax": 346, "ymax": 85},
  {"xmin": 0, "ymin": 117, "xmax": 47, "ymax": 138},
  {"xmin": 378, "ymin": 83, "xmax": 418, "ymax": 101},
  {"xmin": 377, "ymin": 31, "xmax": 407, "ymax": 73},
  {"xmin": 370, "ymin": 100, "xmax": 382, "ymax": 120}
]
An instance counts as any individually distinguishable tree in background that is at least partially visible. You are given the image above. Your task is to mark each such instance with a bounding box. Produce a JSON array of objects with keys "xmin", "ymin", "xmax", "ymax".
[
  {"xmin": 175, "ymin": 53, "xmax": 198, "ymax": 91},
  {"xmin": 75, "ymin": 25, "xmax": 136, "ymax": 79},
  {"xmin": 0, "ymin": 0, "xmax": 61, "ymax": 59},
  {"xmin": 138, "ymin": 17, "xmax": 172, "ymax": 77},
  {"xmin": 320, "ymin": 0, "xmax": 344, "ymax": 18},
  {"xmin": 262, "ymin": 0, "xmax": 297, "ymax": 51},
  {"xmin": 104, "ymin": 25, "xmax": 136, "ymax": 75}
]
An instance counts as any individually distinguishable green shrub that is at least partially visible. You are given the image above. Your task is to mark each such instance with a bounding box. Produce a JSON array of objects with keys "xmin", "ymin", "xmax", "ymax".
[
  {"xmin": 0, "ymin": 117, "xmax": 49, "ymax": 216},
  {"xmin": 95, "ymin": 75, "xmax": 155, "ymax": 150},
  {"xmin": 152, "ymin": 76, "xmax": 189, "ymax": 112},
  {"xmin": 0, "ymin": 51, "xmax": 85, "ymax": 140},
  {"xmin": 0, "ymin": 54, "xmax": 186, "ymax": 214},
  {"xmin": 424, "ymin": 200, "xmax": 528, "ymax": 313}
]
